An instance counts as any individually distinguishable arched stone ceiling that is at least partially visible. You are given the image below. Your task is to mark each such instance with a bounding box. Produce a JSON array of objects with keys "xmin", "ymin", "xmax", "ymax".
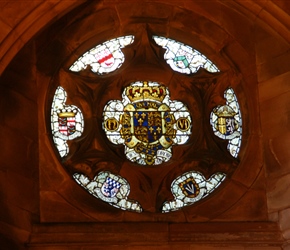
[
  {"xmin": 0, "ymin": 0, "xmax": 289, "ymax": 76},
  {"xmin": 0, "ymin": 0, "xmax": 86, "ymax": 75}
]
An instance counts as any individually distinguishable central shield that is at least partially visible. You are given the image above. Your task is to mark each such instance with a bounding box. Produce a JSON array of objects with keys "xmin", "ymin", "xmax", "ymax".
[{"xmin": 133, "ymin": 110, "xmax": 162, "ymax": 143}]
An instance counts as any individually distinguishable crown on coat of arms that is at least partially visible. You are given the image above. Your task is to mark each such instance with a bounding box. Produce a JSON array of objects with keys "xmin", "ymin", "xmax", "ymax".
[
  {"xmin": 58, "ymin": 112, "xmax": 75, "ymax": 117},
  {"xmin": 213, "ymin": 105, "xmax": 236, "ymax": 118},
  {"xmin": 125, "ymin": 81, "xmax": 167, "ymax": 103}
]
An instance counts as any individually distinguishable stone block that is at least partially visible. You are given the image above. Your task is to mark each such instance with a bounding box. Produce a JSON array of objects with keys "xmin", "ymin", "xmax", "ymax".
[
  {"xmin": 213, "ymin": 188, "xmax": 267, "ymax": 221},
  {"xmin": 257, "ymin": 50, "xmax": 290, "ymax": 82},
  {"xmin": 0, "ymin": 221, "xmax": 30, "ymax": 247},
  {"xmin": 190, "ymin": 247, "xmax": 243, "ymax": 250},
  {"xmin": 269, "ymin": 211, "xmax": 279, "ymax": 222},
  {"xmin": 0, "ymin": 19, "xmax": 12, "ymax": 44},
  {"xmin": 117, "ymin": 2, "xmax": 172, "ymax": 21},
  {"xmin": 283, "ymin": 242, "xmax": 290, "ymax": 250},
  {"xmin": 5, "ymin": 171, "xmax": 38, "ymax": 213},
  {"xmin": 0, "ymin": 86, "xmax": 38, "ymax": 140},
  {"xmin": 0, "ymin": 27, "xmax": 26, "ymax": 75},
  {"xmin": 279, "ymin": 208, "xmax": 290, "ymax": 231},
  {"xmin": 27, "ymin": 247, "xmax": 80, "ymax": 250},
  {"xmin": 263, "ymin": 133, "xmax": 290, "ymax": 180},
  {"xmin": 260, "ymin": 92, "xmax": 290, "ymax": 139},
  {"xmin": 223, "ymin": 40, "xmax": 255, "ymax": 76},
  {"xmin": 0, "ymin": 1, "xmax": 41, "ymax": 28},
  {"xmin": 0, "ymin": 125, "xmax": 38, "ymax": 179},
  {"xmin": 232, "ymin": 134, "xmax": 264, "ymax": 189},
  {"xmin": 265, "ymin": 133, "xmax": 290, "ymax": 178},
  {"xmin": 254, "ymin": 22, "xmax": 289, "ymax": 66},
  {"xmin": 220, "ymin": 3, "xmax": 256, "ymax": 55},
  {"xmin": 259, "ymin": 71, "xmax": 290, "ymax": 103},
  {"xmin": 0, "ymin": 200, "xmax": 33, "ymax": 231},
  {"xmin": 40, "ymin": 190, "xmax": 94, "ymax": 223},
  {"xmin": 0, "ymin": 234, "xmax": 26, "ymax": 250},
  {"xmin": 282, "ymin": 229, "xmax": 290, "ymax": 242},
  {"xmin": 61, "ymin": 7, "xmax": 118, "ymax": 50},
  {"xmin": 0, "ymin": 43, "xmax": 37, "ymax": 101},
  {"xmin": 267, "ymin": 173, "xmax": 290, "ymax": 212},
  {"xmin": 246, "ymin": 247, "xmax": 282, "ymax": 250}
]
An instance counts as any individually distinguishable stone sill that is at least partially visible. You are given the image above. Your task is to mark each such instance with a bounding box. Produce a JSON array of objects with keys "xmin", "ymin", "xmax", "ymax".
[{"xmin": 27, "ymin": 222, "xmax": 283, "ymax": 248}]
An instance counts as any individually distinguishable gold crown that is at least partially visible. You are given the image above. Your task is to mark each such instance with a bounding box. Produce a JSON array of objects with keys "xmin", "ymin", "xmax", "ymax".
[
  {"xmin": 58, "ymin": 112, "xmax": 75, "ymax": 117},
  {"xmin": 125, "ymin": 82, "xmax": 167, "ymax": 103},
  {"xmin": 214, "ymin": 105, "xmax": 236, "ymax": 117}
]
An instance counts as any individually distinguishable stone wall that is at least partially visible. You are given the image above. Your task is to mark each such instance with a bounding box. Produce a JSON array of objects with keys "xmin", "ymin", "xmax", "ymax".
[
  {"xmin": 255, "ymin": 18, "xmax": 290, "ymax": 248},
  {"xmin": 0, "ymin": 1, "xmax": 289, "ymax": 249}
]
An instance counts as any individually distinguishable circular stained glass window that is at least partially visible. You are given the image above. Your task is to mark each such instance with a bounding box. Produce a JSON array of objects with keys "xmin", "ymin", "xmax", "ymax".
[{"xmin": 50, "ymin": 36, "xmax": 242, "ymax": 213}]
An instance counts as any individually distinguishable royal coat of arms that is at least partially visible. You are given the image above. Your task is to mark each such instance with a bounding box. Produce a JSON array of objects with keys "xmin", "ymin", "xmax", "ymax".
[{"xmin": 103, "ymin": 81, "xmax": 192, "ymax": 165}]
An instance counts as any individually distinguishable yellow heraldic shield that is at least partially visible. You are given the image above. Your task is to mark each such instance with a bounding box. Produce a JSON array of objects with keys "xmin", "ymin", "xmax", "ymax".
[{"xmin": 103, "ymin": 81, "xmax": 192, "ymax": 166}]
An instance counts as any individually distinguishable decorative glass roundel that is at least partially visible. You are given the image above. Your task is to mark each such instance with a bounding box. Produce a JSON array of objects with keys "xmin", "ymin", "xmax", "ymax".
[
  {"xmin": 48, "ymin": 35, "xmax": 244, "ymax": 213},
  {"xmin": 210, "ymin": 88, "xmax": 242, "ymax": 158},
  {"xmin": 153, "ymin": 36, "xmax": 219, "ymax": 74},
  {"xmin": 69, "ymin": 36, "xmax": 134, "ymax": 75},
  {"xmin": 51, "ymin": 86, "xmax": 84, "ymax": 157},
  {"xmin": 102, "ymin": 81, "xmax": 192, "ymax": 165}
]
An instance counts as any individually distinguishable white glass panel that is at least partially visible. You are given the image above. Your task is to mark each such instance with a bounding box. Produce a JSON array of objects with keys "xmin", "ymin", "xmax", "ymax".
[
  {"xmin": 51, "ymin": 86, "xmax": 84, "ymax": 157},
  {"xmin": 162, "ymin": 171, "xmax": 226, "ymax": 212},
  {"xmin": 210, "ymin": 88, "xmax": 242, "ymax": 158},
  {"xmin": 73, "ymin": 171, "xmax": 142, "ymax": 213},
  {"xmin": 153, "ymin": 36, "xmax": 219, "ymax": 74},
  {"xmin": 69, "ymin": 36, "xmax": 134, "ymax": 75}
]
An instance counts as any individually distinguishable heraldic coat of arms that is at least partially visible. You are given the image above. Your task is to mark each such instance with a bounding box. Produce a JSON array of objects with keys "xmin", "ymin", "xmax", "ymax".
[{"xmin": 103, "ymin": 81, "xmax": 192, "ymax": 165}]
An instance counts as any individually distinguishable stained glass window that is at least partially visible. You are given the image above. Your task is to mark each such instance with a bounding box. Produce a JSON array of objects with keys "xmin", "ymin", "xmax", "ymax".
[
  {"xmin": 153, "ymin": 36, "xmax": 219, "ymax": 74},
  {"xmin": 102, "ymin": 81, "xmax": 192, "ymax": 166},
  {"xmin": 73, "ymin": 171, "xmax": 142, "ymax": 212},
  {"xmin": 69, "ymin": 36, "xmax": 134, "ymax": 75},
  {"xmin": 51, "ymin": 86, "xmax": 84, "ymax": 157},
  {"xmin": 210, "ymin": 88, "xmax": 242, "ymax": 157},
  {"xmin": 57, "ymin": 34, "xmax": 244, "ymax": 214},
  {"xmin": 162, "ymin": 171, "xmax": 226, "ymax": 213}
]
